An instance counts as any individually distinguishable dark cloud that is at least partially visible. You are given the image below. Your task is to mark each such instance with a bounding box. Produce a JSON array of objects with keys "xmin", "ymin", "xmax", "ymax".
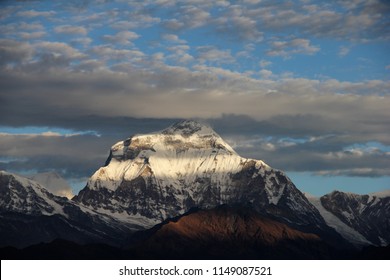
[{"xmin": 0, "ymin": 134, "xmax": 114, "ymax": 178}]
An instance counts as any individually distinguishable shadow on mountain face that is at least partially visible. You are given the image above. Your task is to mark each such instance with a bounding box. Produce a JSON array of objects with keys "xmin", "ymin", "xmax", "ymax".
[
  {"xmin": 1, "ymin": 206, "xmax": 387, "ymax": 260},
  {"xmin": 126, "ymin": 205, "xmax": 344, "ymax": 260}
]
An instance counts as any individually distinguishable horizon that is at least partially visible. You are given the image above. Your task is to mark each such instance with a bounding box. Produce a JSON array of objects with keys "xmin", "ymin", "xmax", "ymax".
[{"xmin": 0, "ymin": 0, "xmax": 389, "ymax": 197}]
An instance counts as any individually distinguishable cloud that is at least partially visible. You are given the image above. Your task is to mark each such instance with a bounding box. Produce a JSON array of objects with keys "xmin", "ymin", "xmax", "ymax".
[
  {"xmin": 89, "ymin": 45, "xmax": 145, "ymax": 62},
  {"xmin": 35, "ymin": 41, "xmax": 85, "ymax": 59},
  {"xmin": 28, "ymin": 172, "xmax": 74, "ymax": 199},
  {"xmin": 54, "ymin": 25, "xmax": 88, "ymax": 35},
  {"xmin": 247, "ymin": 0, "xmax": 390, "ymax": 41},
  {"xmin": 162, "ymin": 34, "xmax": 187, "ymax": 44},
  {"xmin": 196, "ymin": 46, "xmax": 235, "ymax": 64},
  {"xmin": 259, "ymin": 59, "xmax": 272, "ymax": 68},
  {"xmin": 18, "ymin": 31, "xmax": 47, "ymax": 39},
  {"xmin": 4, "ymin": 41, "xmax": 87, "ymax": 71},
  {"xmin": 164, "ymin": 5, "xmax": 210, "ymax": 30},
  {"xmin": 166, "ymin": 45, "xmax": 194, "ymax": 64},
  {"xmin": 267, "ymin": 38, "xmax": 320, "ymax": 58},
  {"xmin": 338, "ymin": 46, "xmax": 350, "ymax": 57},
  {"xmin": 102, "ymin": 31, "xmax": 140, "ymax": 45},
  {"xmin": 259, "ymin": 69, "xmax": 273, "ymax": 79},
  {"xmin": 71, "ymin": 37, "xmax": 93, "ymax": 47},
  {"xmin": 1, "ymin": 21, "xmax": 41, "ymax": 31},
  {"xmin": 0, "ymin": 39, "xmax": 34, "ymax": 65},
  {"xmin": 17, "ymin": 9, "xmax": 56, "ymax": 18},
  {"xmin": 212, "ymin": 5, "xmax": 264, "ymax": 41},
  {"xmin": 212, "ymin": 116, "xmax": 390, "ymax": 177},
  {"xmin": 1, "ymin": 61, "xmax": 388, "ymax": 141},
  {"xmin": 163, "ymin": 19, "xmax": 184, "ymax": 30},
  {"xmin": 0, "ymin": 133, "xmax": 113, "ymax": 179}
]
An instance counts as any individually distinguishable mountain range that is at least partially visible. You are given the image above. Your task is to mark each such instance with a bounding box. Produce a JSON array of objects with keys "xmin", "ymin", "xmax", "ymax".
[{"xmin": 0, "ymin": 120, "xmax": 389, "ymax": 259}]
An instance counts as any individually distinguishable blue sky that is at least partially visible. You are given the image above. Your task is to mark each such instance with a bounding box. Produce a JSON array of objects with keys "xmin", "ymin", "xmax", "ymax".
[{"xmin": 0, "ymin": 0, "xmax": 389, "ymax": 197}]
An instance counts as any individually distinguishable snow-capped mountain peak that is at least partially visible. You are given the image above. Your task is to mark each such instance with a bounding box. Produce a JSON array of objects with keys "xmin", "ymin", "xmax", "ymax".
[
  {"xmin": 0, "ymin": 170, "xmax": 68, "ymax": 216},
  {"xmin": 75, "ymin": 120, "xmax": 326, "ymax": 233},
  {"xmin": 307, "ymin": 190, "xmax": 390, "ymax": 247},
  {"xmin": 108, "ymin": 120, "xmax": 236, "ymax": 163}
]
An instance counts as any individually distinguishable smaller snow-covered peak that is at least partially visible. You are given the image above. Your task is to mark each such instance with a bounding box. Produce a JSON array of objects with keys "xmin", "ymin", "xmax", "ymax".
[
  {"xmin": 0, "ymin": 170, "xmax": 69, "ymax": 216},
  {"xmin": 162, "ymin": 120, "xmax": 216, "ymax": 137},
  {"xmin": 0, "ymin": 170, "xmax": 33, "ymax": 187}
]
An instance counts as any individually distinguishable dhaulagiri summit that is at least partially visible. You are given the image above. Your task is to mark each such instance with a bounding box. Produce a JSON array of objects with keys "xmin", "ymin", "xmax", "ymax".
[{"xmin": 74, "ymin": 120, "xmax": 329, "ymax": 235}]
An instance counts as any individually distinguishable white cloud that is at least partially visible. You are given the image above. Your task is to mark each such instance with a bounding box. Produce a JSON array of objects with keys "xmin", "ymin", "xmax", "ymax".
[
  {"xmin": 34, "ymin": 41, "xmax": 85, "ymax": 59},
  {"xmin": 196, "ymin": 46, "xmax": 235, "ymax": 64},
  {"xmin": 18, "ymin": 31, "xmax": 46, "ymax": 39},
  {"xmin": 168, "ymin": 5, "xmax": 210, "ymax": 29},
  {"xmin": 259, "ymin": 59, "xmax": 272, "ymax": 68},
  {"xmin": 267, "ymin": 38, "xmax": 320, "ymax": 58},
  {"xmin": 162, "ymin": 34, "xmax": 187, "ymax": 44},
  {"xmin": 338, "ymin": 46, "xmax": 350, "ymax": 57},
  {"xmin": 242, "ymin": 0, "xmax": 262, "ymax": 4},
  {"xmin": 111, "ymin": 14, "xmax": 161, "ymax": 29},
  {"xmin": 90, "ymin": 46, "xmax": 145, "ymax": 62},
  {"xmin": 259, "ymin": 69, "xmax": 273, "ymax": 79},
  {"xmin": 17, "ymin": 9, "xmax": 56, "ymax": 18},
  {"xmin": 213, "ymin": 7, "xmax": 264, "ymax": 41},
  {"xmin": 103, "ymin": 31, "xmax": 140, "ymax": 45},
  {"xmin": 55, "ymin": 25, "xmax": 88, "ymax": 35},
  {"xmin": 163, "ymin": 19, "xmax": 184, "ymax": 30},
  {"xmin": 71, "ymin": 37, "xmax": 93, "ymax": 47},
  {"xmin": 166, "ymin": 45, "xmax": 194, "ymax": 64}
]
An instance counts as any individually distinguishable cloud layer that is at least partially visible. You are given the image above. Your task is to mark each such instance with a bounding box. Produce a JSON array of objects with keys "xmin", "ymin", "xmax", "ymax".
[{"xmin": 0, "ymin": 0, "xmax": 389, "ymax": 187}]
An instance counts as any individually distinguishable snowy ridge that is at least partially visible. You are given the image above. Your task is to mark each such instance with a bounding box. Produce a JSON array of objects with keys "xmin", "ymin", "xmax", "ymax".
[
  {"xmin": 0, "ymin": 170, "xmax": 67, "ymax": 217},
  {"xmin": 306, "ymin": 195, "xmax": 372, "ymax": 246},
  {"xmin": 0, "ymin": 170, "xmax": 148, "ymax": 230}
]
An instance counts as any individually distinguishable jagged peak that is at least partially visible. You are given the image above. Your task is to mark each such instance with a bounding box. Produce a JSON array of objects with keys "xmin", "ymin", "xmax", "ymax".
[
  {"xmin": 161, "ymin": 120, "xmax": 216, "ymax": 137},
  {"xmin": 107, "ymin": 120, "xmax": 237, "ymax": 162},
  {"xmin": 0, "ymin": 170, "xmax": 33, "ymax": 187}
]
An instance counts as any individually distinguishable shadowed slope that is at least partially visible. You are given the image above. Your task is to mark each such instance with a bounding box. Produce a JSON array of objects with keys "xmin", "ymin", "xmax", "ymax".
[{"xmin": 130, "ymin": 205, "xmax": 338, "ymax": 259}]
